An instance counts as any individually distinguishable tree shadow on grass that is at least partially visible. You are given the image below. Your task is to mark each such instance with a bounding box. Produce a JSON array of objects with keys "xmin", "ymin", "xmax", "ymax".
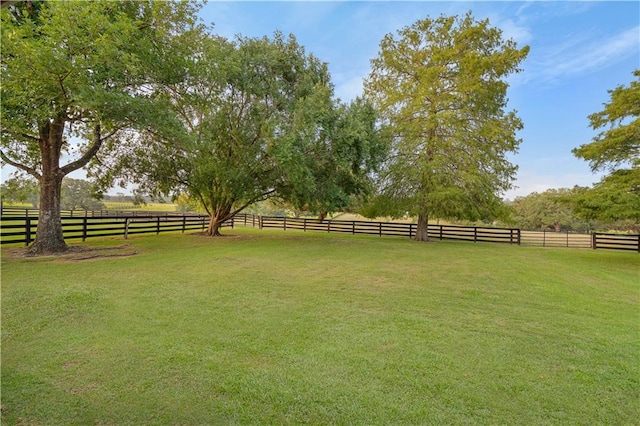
[{"xmin": 3, "ymin": 244, "xmax": 137, "ymax": 262}]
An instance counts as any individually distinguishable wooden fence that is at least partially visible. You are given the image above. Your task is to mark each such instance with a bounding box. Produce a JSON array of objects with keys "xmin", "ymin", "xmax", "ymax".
[
  {"xmin": 257, "ymin": 216, "xmax": 521, "ymax": 245},
  {"xmin": 1, "ymin": 208, "xmax": 638, "ymax": 252},
  {"xmin": 592, "ymin": 233, "xmax": 640, "ymax": 252},
  {"xmin": 0, "ymin": 213, "xmax": 227, "ymax": 246},
  {"xmin": 0, "ymin": 206, "xmax": 203, "ymax": 218},
  {"xmin": 519, "ymin": 230, "xmax": 593, "ymax": 249}
]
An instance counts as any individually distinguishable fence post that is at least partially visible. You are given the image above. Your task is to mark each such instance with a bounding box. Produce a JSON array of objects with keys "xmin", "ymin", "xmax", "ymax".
[
  {"xmin": 517, "ymin": 229, "xmax": 521, "ymax": 245},
  {"xmin": 473, "ymin": 227, "xmax": 477, "ymax": 243},
  {"xmin": 591, "ymin": 233, "xmax": 597, "ymax": 250},
  {"xmin": 304, "ymin": 218, "xmax": 307, "ymax": 232},
  {"xmin": 259, "ymin": 216, "xmax": 263, "ymax": 230},
  {"xmin": 284, "ymin": 217, "xmax": 287, "ymax": 231},
  {"xmin": 156, "ymin": 217, "xmax": 160, "ymax": 234},
  {"xmin": 379, "ymin": 222, "xmax": 382, "ymax": 237},
  {"xmin": 566, "ymin": 231, "xmax": 569, "ymax": 248},
  {"xmin": 543, "ymin": 230, "xmax": 546, "ymax": 247},
  {"xmin": 439, "ymin": 225, "xmax": 443, "ymax": 240},
  {"xmin": 352, "ymin": 221, "xmax": 355, "ymax": 235},
  {"xmin": 82, "ymin": 214, "xmax": 88, "ymax": 242},
  {"xmin": 25, "ymin": 216, "xmax": 32, "ymax": 247},
  {"xmin": 124, "ymin": 218, "xmax": 130, "ymax": 240},
  {"xmin": 328, "ymin": 220, "xmax": 331, "ymax": 233},
  {"xmin": 182, "ymin": 215, "xmax": 186, "ymax": 233}
]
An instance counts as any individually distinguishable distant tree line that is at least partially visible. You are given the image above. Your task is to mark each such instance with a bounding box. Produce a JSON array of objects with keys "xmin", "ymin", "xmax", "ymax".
[
  {"xmin": 506, "ymin": 187, "xmax": 638, "ymax": 233},
  {"xmin": 1, "ymin": 177, "xmax": 105, "ymax": 211}
]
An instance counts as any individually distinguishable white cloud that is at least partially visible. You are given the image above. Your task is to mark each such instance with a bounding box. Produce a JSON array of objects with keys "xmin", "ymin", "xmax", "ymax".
[
  {"xmin": 528, "ymin": 25, "xmax": 640, "ymax": 84},
  {"xmin": 498, "ymin": 18, "xmax": 533, "ymax": 45}
]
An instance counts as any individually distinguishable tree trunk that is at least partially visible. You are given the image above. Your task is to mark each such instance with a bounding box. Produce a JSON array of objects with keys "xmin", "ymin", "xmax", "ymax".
[
  {"xmin": 29, "ymin": 119, "xmax": 68, "ymax": 254},
  {"xmin": 206, "ymin": 215, "xmax": 224, "ymax": 236},
  {"xmin": 415, "ymin": 210, "xmax": 429, "ymax": 242},
  {"xmin": 204, "ymin": 203, "xmax": 234, "ymax": 237},
  {"xmin": 554, "ymin": 222, "xmax": 561, "ymax": 232}
]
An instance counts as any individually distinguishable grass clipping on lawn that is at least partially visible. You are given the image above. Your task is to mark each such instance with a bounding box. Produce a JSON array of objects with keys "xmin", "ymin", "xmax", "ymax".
[{"xmin": 1, "ymin": 229, "xmax": 638, "ymax": 424}]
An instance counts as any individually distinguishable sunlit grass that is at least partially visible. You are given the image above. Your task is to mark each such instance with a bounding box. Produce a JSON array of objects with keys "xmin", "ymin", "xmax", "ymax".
[
  {"xmin": 2, "ymin": 229, "xmax": 638, "ymax": 424},
  {"xmin": 102, "ymin": 201, "xmax": 177, "ymax": 212}
]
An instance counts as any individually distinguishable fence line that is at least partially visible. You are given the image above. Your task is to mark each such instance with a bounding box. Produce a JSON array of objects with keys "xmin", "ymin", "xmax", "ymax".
[
  {"xmin": 257, "ymin": 216, "xmax": 521, "ymax": 245},
  {"xmin": 0, "ymin": 206, "xmax": 204, "ymax": 218},
  {"xmin": 1, "ymin": 209, "xmax": 638, "ymax": 252},
  {"xmin": 592, "ymin": 233, "xmax": 640, "ymax": 252},
  {"xmin": 519, "ymin": 230, "xmax": 592, "ymax": 248},
  {"xmin": 0, "ymin": 213, "xmax": 223, "ymax": 246}
]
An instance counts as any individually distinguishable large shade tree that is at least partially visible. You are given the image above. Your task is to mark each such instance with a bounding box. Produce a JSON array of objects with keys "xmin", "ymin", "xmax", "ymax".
[
  {"xmin": 280, "ymin": 96, "xmax": 387, "ymax": 221},
  {"xmin": 108, "ymin": 33, "xmax": 386, "ymax": 236},
  {"xmin": 0, "ymin": 0, "xmax": 200, "ymax": 253},
  {"xmin": 572, "ymin": 69, "xmax": 640, "ymax": 223},
  {"xmin": 364, "ymin": 13, "xmax": 528, "ymax": 240}
]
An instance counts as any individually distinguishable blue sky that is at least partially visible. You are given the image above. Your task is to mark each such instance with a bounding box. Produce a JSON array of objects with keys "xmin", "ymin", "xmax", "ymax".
[{"xmin": 200, "ymin": 1, "xmax": 639, "ymax": 199}]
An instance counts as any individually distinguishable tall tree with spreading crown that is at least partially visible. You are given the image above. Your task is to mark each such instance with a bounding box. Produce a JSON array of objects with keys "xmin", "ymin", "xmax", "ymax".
[{"xmin": 364, "ymin": 13, "xmax": 528, "ymax": 241}]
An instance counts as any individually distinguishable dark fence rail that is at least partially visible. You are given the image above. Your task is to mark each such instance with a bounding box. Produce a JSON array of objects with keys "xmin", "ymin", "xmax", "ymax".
[
  {"xmin": 1, "ymin": 209, "xmax": 638, "ymax": 252},
  {"xmin": 0, "ymin": 213, "xmax": 227, "ymax": 246},
  {"xmin": 592, "ymin": 233, "xmax": 640, "ymax": 252},
  {"xmin": 258, "ymin": 216, "xmax": 521, "ymax": 245},
  {"xmin": 0, "ymin": 206, "xmax": 204, "ymax": 218}
]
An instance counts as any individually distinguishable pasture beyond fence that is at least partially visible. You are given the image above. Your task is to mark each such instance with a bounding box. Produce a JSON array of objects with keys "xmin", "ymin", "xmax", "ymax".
[
  {"xmin": 0, "ymin": 210, "xmax": 227, "ymax": 246},
  {"xmin": 1, "ymin": 207, "xmax": 638, "ymax": 252}
]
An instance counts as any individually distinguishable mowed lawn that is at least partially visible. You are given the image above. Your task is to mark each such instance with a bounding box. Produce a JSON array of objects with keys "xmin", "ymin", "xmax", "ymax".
[{"xmin": 1, "ymin": 228, "xmax": 638, "ymax": 424}]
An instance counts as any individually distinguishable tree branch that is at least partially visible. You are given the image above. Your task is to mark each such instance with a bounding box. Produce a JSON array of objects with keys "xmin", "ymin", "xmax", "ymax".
[
  {"xmin": 20, "ymin": 133, "xmax": 40, "ymax": 142},
  {"xmin": 59, "ymin": 124, "xmax": 110, "ymax": 176},
  {"xmin": 0, "ymin": 149, "xmax": 42, "ymax": 180},
  {"xmin": 229, "ymin": 188, "xmax": 276, "ymax": 217},
  {"xmin": 193, "ymin": 190, "xmax": 212, "ymax": 217}
]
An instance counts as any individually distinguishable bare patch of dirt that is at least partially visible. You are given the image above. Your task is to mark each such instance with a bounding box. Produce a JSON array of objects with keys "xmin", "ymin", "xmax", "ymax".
[
  {"xmin": 189, "ymin": 231, "xmax": 257, "ymax": 241},
  {"xmin": 190, "ymin": 231, "xmax": 243, "ymax": 238},
  {"xmin": 3, "ymin": 244, "xmax": 137, "ymax": 262},
  {"xmin": 56, "ymin": 245, "xmax": 138, "ymax": 262}
]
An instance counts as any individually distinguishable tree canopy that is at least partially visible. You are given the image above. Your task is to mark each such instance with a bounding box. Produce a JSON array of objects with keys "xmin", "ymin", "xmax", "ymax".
[
  {"xmin": 572, "ymin": 69, "xmax": 640, "ymax": 222},
  {"xmin": 363, "ymin": 12, "xmax": 529, "ymax": 240},
  {"xmin": 0, "ymin": 0, "xmax": 201, "ymax": 253},
  {"xmin": 105, "ymin": 32, "xmax": 386, "ymax": 236},
  {"xmin": 0, "ymin": 176, "xmax": 39, "ymax": 207},
  {"xmin": 509, "ymin": 188, "xmax": 591, "ymax": 233},
  {"xmin": 60, "ymin": 178, "xmax": 105, "ymax": 211}
]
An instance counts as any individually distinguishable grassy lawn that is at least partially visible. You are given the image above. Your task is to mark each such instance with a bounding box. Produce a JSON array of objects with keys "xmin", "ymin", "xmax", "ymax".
[
  {"xmin": 103, "ymin": 201, "xmax": 178, "ymax": 212},
  {"xmin": 1, "ymin": 229, "xmax": 638, "ymax": 424}
]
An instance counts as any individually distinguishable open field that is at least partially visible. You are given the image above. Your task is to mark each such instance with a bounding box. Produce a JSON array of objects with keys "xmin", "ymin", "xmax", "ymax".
[
  {"xmin": 1, "ymin": 229, "xmax": 638, "ymax": 424},
  {"xmin": 102, "ymin": 201, "xmax": 178, "ymax": 212},
  {"xmin": 1, "ymin": 202, "xmax": 179, "ymax": 212}
]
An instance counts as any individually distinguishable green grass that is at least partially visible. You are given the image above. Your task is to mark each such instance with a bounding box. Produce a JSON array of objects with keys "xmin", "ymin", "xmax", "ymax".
[
  {"xmin": 2, "ymin": 229, "xmax": 638, "ymax": 424},
  {"xmin": 103, "ymin": 201, "xmax": 177, "ymax": 212}
]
